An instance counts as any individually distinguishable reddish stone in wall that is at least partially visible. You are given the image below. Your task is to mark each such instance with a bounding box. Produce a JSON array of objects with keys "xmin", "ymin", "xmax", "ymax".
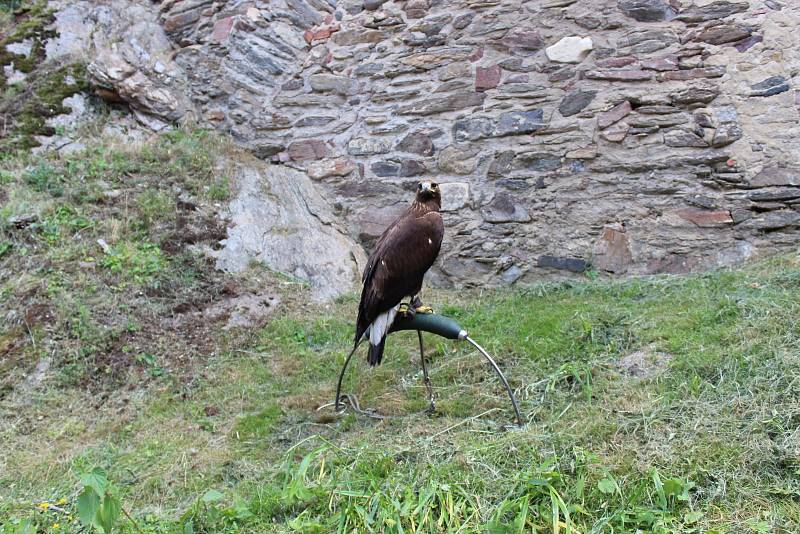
[
  {"xmin": 593, "ymin": 227, "xmax": 633, "ymax": 273},
  {"xmin": 287, "ymin": 140, "xmax": 331, "ymax": 161},
  {"xmin": 469, "ymin": 46, "xmax": 484, "ymax": 62},
  {"xmin": 677, "ymin": 209, "xmax": 734, "ymax": 227},
  {"xmin": 596, "ymin": 56, "xmax": 637, "ymax": 68},
  {"xmin": 475, "ymin": 65, "xmax": 501, "ymax": 91},
  {"xmin": 405, "ymin": 0, "xmax": 428, "ymax": 19},
  {"xmin": 210, "ymin": 17, "xmax": 234, "ymax": 43},
  {"xmin": 647, "ymin": 255, "xmax": 699, "ymax": 275},
  {"xmin": 597, "ymin": 101, "xmax": 632, "ymax": 129},
  {"xmin": 304, "ymin": 23, "xmax": 340, "ymax": 44}
]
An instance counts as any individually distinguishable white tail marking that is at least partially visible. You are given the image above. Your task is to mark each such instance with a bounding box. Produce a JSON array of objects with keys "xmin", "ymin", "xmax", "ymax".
[{"xmin": 366, "ymin": 304, "xmax": 400, "ymax": 347}]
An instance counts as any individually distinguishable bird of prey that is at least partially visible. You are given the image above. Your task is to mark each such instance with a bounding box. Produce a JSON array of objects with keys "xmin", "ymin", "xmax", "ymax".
[{"xmin": 354, "ymin": 181, "xmax": 444, "ymax": 366}]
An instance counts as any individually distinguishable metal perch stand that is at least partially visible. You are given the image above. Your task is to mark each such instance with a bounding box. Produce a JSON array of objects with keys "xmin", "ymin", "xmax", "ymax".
[{"xmin": 332, "ymin": 313, "xmax": 524, "ymax": 427}]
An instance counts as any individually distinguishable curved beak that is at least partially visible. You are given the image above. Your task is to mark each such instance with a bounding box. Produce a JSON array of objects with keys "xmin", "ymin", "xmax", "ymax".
[{"xmin": 420, "ymin": 182, "xmax": 433, "ymax": 193}]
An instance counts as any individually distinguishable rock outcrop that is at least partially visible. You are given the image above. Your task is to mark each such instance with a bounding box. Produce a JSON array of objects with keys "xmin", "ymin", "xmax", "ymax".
[
  {"xmin": 211, "ymin": 157, "xmax": 367, "ymax": 302},
  {"xmin": 21, "ymin": 0, "xmax": 800, "ymax": 293}
]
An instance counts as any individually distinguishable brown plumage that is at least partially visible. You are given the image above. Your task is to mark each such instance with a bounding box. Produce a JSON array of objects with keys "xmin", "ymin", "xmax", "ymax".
[{"xmin": 354, "ymin": 181, "xmax": 444, "ymax": 365}]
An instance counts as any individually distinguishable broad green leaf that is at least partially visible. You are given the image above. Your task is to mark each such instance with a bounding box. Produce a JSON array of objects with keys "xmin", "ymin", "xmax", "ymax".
[
  {"xmin": 651, "ymin": 470, "xmax": 667, "ymax": 510},
  {"xmin": 80, "ymin": 468, "xmax": 109, "ymax": 497},
  {"xmin": 77, "ymin": 488, "xmax": 101, "ymax": 527},
  {"xmin": 684, "ymin": 510, "xmax": 704, "ymax": 524},
  {"xmin": 662, "ymin": 478, "xmax": 684, "ymax": 498},
  {"xmin": 202, "ymin": 489, "xmax": 224, "ymax": 503},
  {"xmin": 597, "ymin": 477, "xmax": 616, "ymax": 495},
  {"xmin": 96, "ymin": 495, "xmax": 121, "ymax": 534},
  {"xmin": 13, "ymin": 520, "xmax": 36, "ymax": 534}
]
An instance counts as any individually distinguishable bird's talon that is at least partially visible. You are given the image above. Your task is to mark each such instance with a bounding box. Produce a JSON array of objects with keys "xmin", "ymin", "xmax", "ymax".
[
  {"xmin": 398, "ymin": 303, "xmax": 416, "ymax": 318},
  {"xmin": 415, "ymin": 305, "xmax": 434, "ymax": 314}
]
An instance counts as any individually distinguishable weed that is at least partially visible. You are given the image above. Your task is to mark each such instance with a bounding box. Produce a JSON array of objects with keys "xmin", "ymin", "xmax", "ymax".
[{"xmin": 100, "ymin": 241, "xmax": 165, "ymax": 285}]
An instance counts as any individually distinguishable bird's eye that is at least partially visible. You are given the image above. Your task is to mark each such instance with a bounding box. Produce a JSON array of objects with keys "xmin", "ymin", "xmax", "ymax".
[
  {"xmin": 431, "ymin": 182, "xmax": 438, "ymax": 188},
  {"xmin": 417, "ymin": 183, "xmax": 422, "ymax": 190}
]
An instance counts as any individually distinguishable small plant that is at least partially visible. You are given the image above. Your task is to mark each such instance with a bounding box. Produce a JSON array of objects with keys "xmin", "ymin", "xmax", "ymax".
[
  {"xmin": 23, "ymin": 163, "xmax": 64, "ymax": 196},
  {"xmin": 207, "ymin": 177, "xmax": 231, "ymax": 201},
  {"xmin": 100, "ymin": 241, "xmax": 165, "ymax": 285},
  {"xmin": 180, "ymin": 488, "xmax": 254, "ymax": 532},
  {"xmin": 136, "ymin": 352, "xmax": 165, "ymax": 377},
  {"xmin": 136, "ymin": 189, "xmax": 172, "ymax": 229},
  {"xmin": 76, "ymin": 467, "xmax": 138, "ymax": 533}
]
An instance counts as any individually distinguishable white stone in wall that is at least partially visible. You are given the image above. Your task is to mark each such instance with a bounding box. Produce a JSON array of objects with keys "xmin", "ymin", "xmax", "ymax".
[{"xmin": 545, "ymin": 36, "xmax": 593, "ymax": 63}]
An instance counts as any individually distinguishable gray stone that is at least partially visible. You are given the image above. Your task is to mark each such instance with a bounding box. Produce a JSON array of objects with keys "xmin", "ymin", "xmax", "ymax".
[
  {"xmin": 307, "ymin": 158, "xmax": 357, "ymax": 180},
  {"xmin": 711, "ymin": 124, "xmax": 742, "ymax": 148},
  {"xmin": 308, "ymin": 74, "xmax": 357, "ymax": 95},
  {"xmin": 669, "ymin": 88, "xmax": 720, "ymax": 105},
  {"xmin": 750, "ymin": 76, "xmax": 790, "ymax": 97},
  {"xmin": 675, "ymin": 1, "xmax": 749, "ymax": 22},
  {"xmin": 538, "ymin": 255, "xmax": 587, "ymax": 272},
  {"xmin": 371, "ymin": 161, "xmax": 401, "ymax": 177},
  {"xmin": 396, "ymin": 133, "xmax": 435, "ymax": 156},
  {"xmin": 453, "ymin": 13, "xmax": 475, "ymax": 30},
  {"xmin": 501, "ymin": 265, "xmax": 523, "ymax": 284},
  {"xmin": 750, "ymin": 167, "xmax": 800, "ymax": 187},
  {"xmin": 439, "ymin": 182, "xmax": 470, "ymax": 211},
  {"xmin": 498, "ymin": 27, "xmax": 545, "ymax": 51},
  {"xmin": 453, "ymin": 116, "xmax": 495, "ymax": 142},
  {"xmin": 657, "ymin": 67, "xmax": 726, "ymax": 81},
  {"xmin": 559, "ymin": 90, "xmax": 597, "ymax": 117},
  {"xmin": 585, "ymin": 69, "xmax": 653, "ymax": 81},
  {"xmin": 488, "ymin": 151, "xmax": 515, "ymax": 177},
  {"xmin": 347, "ymin": 137, "xmax": 392, "ymax": 156},
  {"xmin": 665, "ymin": 128, "xmax": 708, "ymax": 147},
  {"xmin": 396, "ymin": 92, "xmax": 486, "ymax": 115},
  {"xmin": 694, "ymin": 24, "xmax": 752, "ymax": 45},
  {"xmin": 739, "ymin": 211, "xmax": 800, "ymax": 231},
  {"xmin": 399, "ymin": 160, "xmax": 427, "ymax": 177},
  {"xmin": 212, "ymin": 159, "xmax": 366, "ymax": 302},
  {"xmin": 495, "ymin": 110, "xmax": 546, "ymax": 136},
  {"xmin": 438, "ymin": 145, "xmax": 479, "ymax": 174},
  {"xmin": 514, "ymin": 153, "xmax": 562, "ymax": 172},
  {"xmin": 618, "ymin": 0, "xmax": 677, "ymax": 22},
  {"xmin": 482, "ymin": 193, "xmax": 532, "ymax": 223}
]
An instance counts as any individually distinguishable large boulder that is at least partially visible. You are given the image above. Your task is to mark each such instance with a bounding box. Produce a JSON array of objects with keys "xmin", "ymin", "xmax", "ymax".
[{"xmin": 212, "ymin": 157, "xmax": 366, "ymax": 302}]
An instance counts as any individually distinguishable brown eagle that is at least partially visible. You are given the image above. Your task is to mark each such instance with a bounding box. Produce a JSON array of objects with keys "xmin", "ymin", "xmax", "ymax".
[{"xmin": 354, "ymin": 181, "xmax": 444, "ymax": 365}]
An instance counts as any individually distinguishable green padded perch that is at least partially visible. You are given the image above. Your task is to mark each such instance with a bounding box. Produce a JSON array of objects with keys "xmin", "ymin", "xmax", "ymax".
[
  {"xmin": 334, "ymin": 313, "xmax": 524, "ymax": 427},
  {"xmin": 390, "ymin": 312, "xmax": 467, "ymax": 340}
]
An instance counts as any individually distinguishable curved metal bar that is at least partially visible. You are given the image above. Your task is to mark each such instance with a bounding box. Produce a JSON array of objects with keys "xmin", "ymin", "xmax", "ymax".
[
  {"xmin": 418, "ymin": 330, "xmax": 435, "ymax": 413},
  {"xmin": 464, "ymin": 336, "xmax": 524, "ymax": 427},
  {"xmin": 334, "ymin": 340, "xmax": 362, "ymax": 412}
]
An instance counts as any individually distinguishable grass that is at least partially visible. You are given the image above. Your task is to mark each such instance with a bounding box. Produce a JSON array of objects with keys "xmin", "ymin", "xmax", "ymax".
[{"xmin": 1, "ymin": 128, "xmax": 799, "ymax": 532}]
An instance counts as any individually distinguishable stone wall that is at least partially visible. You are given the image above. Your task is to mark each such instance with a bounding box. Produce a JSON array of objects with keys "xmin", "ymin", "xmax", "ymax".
[{"xmin": 49, "ymin": 0, "xmax": 800, "ymax": 287}]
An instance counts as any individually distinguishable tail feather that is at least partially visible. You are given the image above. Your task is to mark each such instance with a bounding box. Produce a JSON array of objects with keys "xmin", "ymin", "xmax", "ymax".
[{"xmin": 367, "ymin": 338, "xmax": 386, "ymax": 366}]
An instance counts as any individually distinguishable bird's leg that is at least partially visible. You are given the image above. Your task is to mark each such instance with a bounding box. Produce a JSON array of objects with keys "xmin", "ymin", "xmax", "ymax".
[
  {"xmin": 412, "ymin": 295, "xmax": 434, "ymax": 314},
  {"xmin": 398, "ymin": 299, "xmax": 417, "ymax": 318},
  {"xmin": 418, "ymin": 330, "xmax": 435, "ymax": 413}
]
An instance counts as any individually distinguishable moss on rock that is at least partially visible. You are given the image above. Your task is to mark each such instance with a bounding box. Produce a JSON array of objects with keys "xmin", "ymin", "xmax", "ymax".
[{"xmin": 0, "ymin": 2, "xmax": 89, "ymax": 154}]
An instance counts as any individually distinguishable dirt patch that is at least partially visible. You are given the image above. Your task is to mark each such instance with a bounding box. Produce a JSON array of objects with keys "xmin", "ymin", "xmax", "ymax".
[
  {"xmin": 171, "ymin": 284, "xmax": 280, "ymax": 330},
  {"xmin": 616, "ymin": 348, "xmax": 674, "ymax": 378}
]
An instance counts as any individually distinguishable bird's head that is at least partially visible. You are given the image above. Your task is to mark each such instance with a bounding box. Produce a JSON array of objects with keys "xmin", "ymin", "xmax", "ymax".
[{"xmin": 415, "ymin": 181, "xmax": 441, "ymax": 207}]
